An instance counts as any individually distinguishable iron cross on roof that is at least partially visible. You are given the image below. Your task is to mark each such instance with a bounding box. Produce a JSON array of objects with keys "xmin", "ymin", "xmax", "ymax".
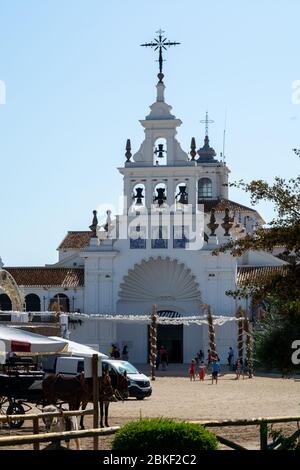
[
  {"xmin": 141, "ymin": 29, "xmax": 180, "ymax": 82},
  {"xmin": 200, "ymin": 111, "xmax": 214, "ymax": 137}
]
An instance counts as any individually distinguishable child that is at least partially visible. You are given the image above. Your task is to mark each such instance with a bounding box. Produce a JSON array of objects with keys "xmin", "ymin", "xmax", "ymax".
[
  {"xmin": 199, "ymin": 360, "xmax": 206, "ymax": 381},
  {"xmin": 235, "ymin": 359, "xmax": 242, "ymax": 380},
  {"xmin": 189, "ymin": 359, "xmax": 196, "ymax": 381},
  {"xmin": 211, "ymin": 358, "xmax": 220, "ymax": 385}
]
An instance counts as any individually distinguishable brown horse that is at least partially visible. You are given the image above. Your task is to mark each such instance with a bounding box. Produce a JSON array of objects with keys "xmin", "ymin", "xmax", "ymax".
[
  {"xmin": 80, "ymin": 370, "xmax": 129, "ymax": 429},
  {"xmin": 42, "ymin": 371, "xmax": 116, "ymax": 428},
  {"xmin": 42, "ymin": 372, "xmax": 90, "ymax": 411}
]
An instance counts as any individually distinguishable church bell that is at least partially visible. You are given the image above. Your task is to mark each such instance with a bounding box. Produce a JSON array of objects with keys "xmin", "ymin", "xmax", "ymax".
[
  {"xmin": 154, "ymin": 187, "xmax": 166, "ymax": 207},
  {"xmin": 176, "ymin": 185, "xmax": 188, "ymax": 204},
  {"xmin": 154, "ymin": 143, "xmax": 166, "ymax": 159},
  {"xmin": 133, "ymin": 187, "xmax": 144, "ymax": 205}
]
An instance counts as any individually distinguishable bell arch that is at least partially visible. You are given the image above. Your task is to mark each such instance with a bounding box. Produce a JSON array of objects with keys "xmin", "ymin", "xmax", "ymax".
[{"xmin": 0, "ymin": 269, "xmax": 24, "ymax": 311}]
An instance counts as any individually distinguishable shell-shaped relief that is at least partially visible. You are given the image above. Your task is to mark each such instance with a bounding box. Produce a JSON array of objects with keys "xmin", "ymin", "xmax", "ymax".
[{"xmin": 118, "ymin": 257, "xmax": 201, "ymax": 302}]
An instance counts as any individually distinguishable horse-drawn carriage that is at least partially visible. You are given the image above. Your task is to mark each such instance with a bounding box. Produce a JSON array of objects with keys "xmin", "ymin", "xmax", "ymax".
[
  {"xmin": 0, "ymin": 327, "xmax": 129, "ymax": 430},
  {"xmin": 0, "ymin": 356, "xmax": 45, "ymax": 428}
]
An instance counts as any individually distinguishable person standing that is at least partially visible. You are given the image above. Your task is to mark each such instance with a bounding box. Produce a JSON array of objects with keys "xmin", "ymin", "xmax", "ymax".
[
  {"xmin": 122, "ymin": 344, "xmax": 129, "ymax": 361},
  {"xmin": 189, "ymin": 359, "xmax": 196, "ymax": 381},
  {"xmin": 199, "ymin": 360, "xmax": 206, "ymax": 381},
  {"xmin": 211, "ymin": 358, "xmax": 220, "ymax": 385},
  {"xmin": 160, "ymin": 346, "xmax": 168, "ymax": 371},
  {"xmin": 227, "ymin": 347, "xmax": 234, "ymax": 370},
  {"xmin": 109, "ymin": 344, "xmax": 114, "ymax": 357},
  {"xmin": 196, "ymin": 349, "xmax": 204, "ymax": 365},
  {"xmin": 235, "ymin": 359, "xmax": 242, "ymax": 380}
]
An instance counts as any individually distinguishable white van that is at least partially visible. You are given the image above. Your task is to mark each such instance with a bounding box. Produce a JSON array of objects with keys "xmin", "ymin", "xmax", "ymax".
[{"xmin": 43, "ymin": 356, "xmax": 152, "ymax": 400}]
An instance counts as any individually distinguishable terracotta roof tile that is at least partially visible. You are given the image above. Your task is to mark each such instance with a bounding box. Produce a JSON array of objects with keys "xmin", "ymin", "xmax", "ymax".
[
  {"xmin": 199, "ymin": 198, "xmax": 255, "ymax": 213},
  {"xmin": 5, "ymin": 267, "xmax": 84, "ymax": 288},
  {"xmin": 237, "ymin": 265, "xmax": 288, "ymax": 286},
  {"xmin": 199, "ymin": 199, "xmax": 264, "ymax": 224},
  {"xmin": 58, "ymin": 231, "xmax": 93, "ymax": 250}
]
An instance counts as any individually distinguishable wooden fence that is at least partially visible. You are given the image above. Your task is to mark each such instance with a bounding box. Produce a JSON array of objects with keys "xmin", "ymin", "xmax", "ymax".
[
  {"xmin": 1, "ymin": 413, "xmax": 300, "ymax": 450},
  {"xmin": 0, "ymin": 408, "xmax": 103, "ymax": 450},
  {"xmin": 192, "ymin": 416, "xmax": 300, "ymax": 450}
]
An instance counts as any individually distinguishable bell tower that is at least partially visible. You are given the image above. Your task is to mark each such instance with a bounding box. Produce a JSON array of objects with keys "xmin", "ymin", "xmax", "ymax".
[{"xmin": 119, "ymin": 31, "xmax": 200, "ymax": 217}]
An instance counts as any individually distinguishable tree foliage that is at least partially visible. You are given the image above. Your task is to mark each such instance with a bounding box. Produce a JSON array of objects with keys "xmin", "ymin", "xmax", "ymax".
[
  {"xmin": 214, "ymin": 171, "xmax": 300, "ymax": 313},
  {"xmin": 214, "ymin": 152, "xmax": 300, "ymax": 371},
  {"xmin": 253, "ymin": 308, "xmax": 300, "ymax": 374}
]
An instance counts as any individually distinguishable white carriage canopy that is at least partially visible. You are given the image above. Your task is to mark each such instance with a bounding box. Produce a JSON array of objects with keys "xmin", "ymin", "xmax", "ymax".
[
  {"xmin": 49, "ymin": 337, "xmax": 108, "ymax": 358},
  {"xmin": 0, "ymin": 325, "xmax": 68, "ymax": 356}
]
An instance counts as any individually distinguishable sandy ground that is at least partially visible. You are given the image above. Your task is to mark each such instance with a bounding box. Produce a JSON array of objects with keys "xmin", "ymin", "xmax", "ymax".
[{"xmin": 1, "ymin": 366, "xmax": 300, "ymax": 450}]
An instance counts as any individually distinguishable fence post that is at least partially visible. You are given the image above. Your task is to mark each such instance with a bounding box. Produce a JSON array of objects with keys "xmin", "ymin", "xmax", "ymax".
[
  {"xmin": 260, "ymin": 422, "xmax": 268, "ymax": 450},
  {"xmin": 33, "ymin": 416, "xmax": 40, "ymax": 451},
  {"xmin": 92, "ymin": 354, "xmax": 99, "ymax": 451}
]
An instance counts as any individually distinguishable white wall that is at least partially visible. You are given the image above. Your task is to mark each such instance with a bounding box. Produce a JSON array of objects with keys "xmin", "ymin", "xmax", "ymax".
[{"xmin": 116, "ymin": 321, "xmax": 148, "ymax": 364}]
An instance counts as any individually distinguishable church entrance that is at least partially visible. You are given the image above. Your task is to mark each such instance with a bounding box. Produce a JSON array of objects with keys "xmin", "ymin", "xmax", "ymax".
[
  {"xmin": 148, "ymin": 311, "xmax": 183, "ymax": 363},
  {"xmin": 157, "ymin": 324, "xmax": 183, "ymax": 363}
]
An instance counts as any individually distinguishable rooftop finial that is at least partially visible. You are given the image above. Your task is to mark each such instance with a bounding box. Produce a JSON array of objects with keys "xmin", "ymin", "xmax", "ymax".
[
  {"xmin": 141, "ymin": 30, "xmax": 180, "ymax": 83},
  {"xmin": 89, "ymin": 210, "xmax": 98, "ymax": 238},
  {"xmin": 125, "ymin": 139, "xmax": 132, "ymax": 162},
  {"xmin": 197, "ymin": 111, "xmax": 217, "ymax": 162},
  {"xmin": 190, "ymin": 137, "xmax": 196, "ymax": 161}
]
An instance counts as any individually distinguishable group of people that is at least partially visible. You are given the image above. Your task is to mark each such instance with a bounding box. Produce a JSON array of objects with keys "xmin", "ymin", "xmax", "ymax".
[
  {"xmin": 189, "ymin": 347, "xmax": 252, "ymax": 383},
  {"xmin": 189, "ymin": 349, "xmax": 221, "ymax": 384},
  {"xmin": 109, "ymin": 343, "xmax": 129, "ymax": 361}
]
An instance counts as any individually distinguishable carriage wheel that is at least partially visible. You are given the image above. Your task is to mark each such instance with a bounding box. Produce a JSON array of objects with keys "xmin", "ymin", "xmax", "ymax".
[
  {"xmin": 0, "ymin": 396, "xmax": 9, "ymax": 415},
  {"xmin": 6, "ymin": 402, "xmax": 25, "ymax": 429}
]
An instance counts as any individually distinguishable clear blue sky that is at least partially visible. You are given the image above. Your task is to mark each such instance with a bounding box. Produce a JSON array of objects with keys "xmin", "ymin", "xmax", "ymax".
[{"xmin": 0, "ymin": 0, "xmax": 299, "ymax": 266}]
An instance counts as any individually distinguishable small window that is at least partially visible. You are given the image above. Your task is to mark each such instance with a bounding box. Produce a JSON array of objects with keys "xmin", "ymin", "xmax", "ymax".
[
  {"xmin": 151, "ymin": 226, "xmax": 168, "ymax": 249},
  {"xmin": 130, "ymin": 226, "xmax": 146, "ymax": 249},
  {"xmin": 77, "ymin": 361, "xmax": 84, "ymax": 373},
  {"xmin": 198, "ymin": 178, "xmax": 212, "ymax": 199},
  {"xmin": 173, "ymin": 226, "xmax": 189, "ymax": 249}
]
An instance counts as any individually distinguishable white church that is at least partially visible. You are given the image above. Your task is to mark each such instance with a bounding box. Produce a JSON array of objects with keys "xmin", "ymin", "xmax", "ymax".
[{"xmin": 0, "ymin": 35, "xmax": 287, "ymax": 363}]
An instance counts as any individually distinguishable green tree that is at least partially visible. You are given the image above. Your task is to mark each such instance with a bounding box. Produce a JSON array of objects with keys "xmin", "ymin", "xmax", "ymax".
[
  {"xmin": 215, "ymin": 170, "xmax": 300, "ymax": 314},
  {"xmin": 214, "ymin": 152, "xmax": 300, "ymax": 371}
]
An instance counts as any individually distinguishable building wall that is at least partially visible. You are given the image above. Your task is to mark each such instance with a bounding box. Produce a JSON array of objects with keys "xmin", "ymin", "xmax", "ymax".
[
  {"xmin": 68, "ymin": 317, "xmax": 238, "ymax": 365},
  {"xmin": 1, "ymin": 287, "xmax": 85, "ymax": 312}
]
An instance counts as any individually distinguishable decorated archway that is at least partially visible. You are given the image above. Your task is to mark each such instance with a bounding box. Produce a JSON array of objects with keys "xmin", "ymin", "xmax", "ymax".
[{"xmin": 0, "ymin": 268, "xmax": 24, "ymax": 311}]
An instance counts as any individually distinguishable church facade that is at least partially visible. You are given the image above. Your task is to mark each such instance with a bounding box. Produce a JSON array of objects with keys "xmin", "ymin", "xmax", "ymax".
[{"xmin": 0, "ymin": 48, "xmax": 286, "ymax": 363}]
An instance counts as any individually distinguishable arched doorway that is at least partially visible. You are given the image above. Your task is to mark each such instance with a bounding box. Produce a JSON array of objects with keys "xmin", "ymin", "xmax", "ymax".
[
  {"xmin": 49, "ymin": 293, "xmax": 70, "ymax": 313},
  {"xmin": 147, "ymin": 311, "xmax": 183, "ymax": 363},
  {"xmin": 25, "ymin": 294, "xmax": 41, "ymax": 312},
  {"xmin": 0, "ymin": 293, "xmax": 12, "ymax": 311},
  {"xmin": 157, "ymin": 310, "xmax": 183, "ymax": 363}
]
